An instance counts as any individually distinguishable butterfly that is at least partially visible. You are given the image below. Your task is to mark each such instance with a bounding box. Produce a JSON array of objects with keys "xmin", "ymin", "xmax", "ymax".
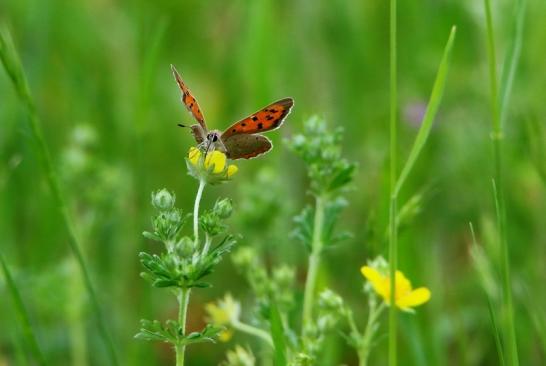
[{"xmin": 171, "ymin": 65, "xmax": 294, "ymax": 160}]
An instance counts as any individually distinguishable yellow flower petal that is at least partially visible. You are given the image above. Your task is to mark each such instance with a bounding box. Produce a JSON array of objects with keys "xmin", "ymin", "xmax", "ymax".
[
  {"xmin": 361, "ymin": 266, "xmax": 388, "ymax": 299},
  {"xmin": 227, "ymin": 165, "xmax": 238, "ymax": 178},
  {"xmin": 188, "ymin": 147, "xmax": 201, "ymax": 166},
  {"xmin": 397, "ymin": 287, "xmax": 431, "ymax": 309},
  {"xmin": 205, "ymin": 150, "xmax": 227, "ymax": 174},
  {"xmin": 394, "ymin": 270, "xmax": 412, "ymax": 299}
]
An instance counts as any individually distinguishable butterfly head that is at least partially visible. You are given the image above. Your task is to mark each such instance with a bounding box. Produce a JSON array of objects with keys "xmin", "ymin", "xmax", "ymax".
[{"xmin": 206, "ymin": 131, "xmax": 221, "ymax": 143}]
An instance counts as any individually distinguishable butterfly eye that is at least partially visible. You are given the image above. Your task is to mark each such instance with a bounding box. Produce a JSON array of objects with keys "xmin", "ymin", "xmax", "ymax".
[{"xmin": 212, "ymin": 135, "xmax": 218, "ymax": 142}]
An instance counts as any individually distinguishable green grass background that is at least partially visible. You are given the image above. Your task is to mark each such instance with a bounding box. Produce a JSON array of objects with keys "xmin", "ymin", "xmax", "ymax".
[{"xmin": 1, "ymin": 0, "xmax": 546, "ymax": 364}]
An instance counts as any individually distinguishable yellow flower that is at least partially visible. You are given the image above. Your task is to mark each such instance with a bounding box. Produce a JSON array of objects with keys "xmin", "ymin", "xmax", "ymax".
[
  {"xmin": 186, "ymin": 147, "xmax": 238, "ymax": 183},
  {"xmin": 361, "ymin": 266, "xmax": 431, "ymax": 312},
  {"xmin": 205, "ymin": 294, "xmax": 241, "ymax": 342}
]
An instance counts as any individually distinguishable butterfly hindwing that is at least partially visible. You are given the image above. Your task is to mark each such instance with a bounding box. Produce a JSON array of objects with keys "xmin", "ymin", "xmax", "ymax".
[
  {"xmin": 223, "ymin": 134, "xmax": 273, "ymax": 160},
  {"xmin": 221, "ymin": 98, "xmax": 293, "ymax": 139},
  {"xmin": 171, "ymin": 65, "xmax": 206, "ymax": 129}
]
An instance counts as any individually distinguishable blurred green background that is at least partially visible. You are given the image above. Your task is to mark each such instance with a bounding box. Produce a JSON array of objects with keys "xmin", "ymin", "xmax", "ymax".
[{"xmin": 1, "ymin": 0, "xmax": 546, "ymax": 365}]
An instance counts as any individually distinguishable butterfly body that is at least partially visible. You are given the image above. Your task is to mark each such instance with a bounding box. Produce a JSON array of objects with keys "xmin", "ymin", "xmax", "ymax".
[{"xmin": 172, "ymin": 65, "xmax": 293, "ymax": 160}]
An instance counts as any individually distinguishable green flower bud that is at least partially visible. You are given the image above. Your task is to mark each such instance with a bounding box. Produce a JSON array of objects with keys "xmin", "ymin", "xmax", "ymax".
[
  {"xmin": 151, "ymin": 189, "xmax": 176, "ymax": 210},
  {"xmin": 175, "ymin": 236, "xmax": 195, "ymax": 258},
  {"xmin": 200, "ymin": 212, "xmax": 226, "ymax": 236},
  {"xmin": 152, "ymin": 209, "xmax": 183, "ymax": 241},
  {"xmin": 214, "ymin": 198, "xmax": 233, "ymax": 219}
]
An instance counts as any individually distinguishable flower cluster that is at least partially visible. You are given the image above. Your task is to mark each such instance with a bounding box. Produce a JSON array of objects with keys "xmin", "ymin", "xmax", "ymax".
[
  {"xmin": 205, "ymin": 294, "xmax": 241, "ymax": 342},
  {"xmin": 187, "ymin": 147, "xmax": 238, "ymax": 184}
]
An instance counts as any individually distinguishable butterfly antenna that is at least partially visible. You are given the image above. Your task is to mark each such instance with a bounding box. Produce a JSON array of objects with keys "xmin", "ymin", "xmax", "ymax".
[{"xmin": 177, "ymin": 123, "xmax": 187, "ymax": 128}]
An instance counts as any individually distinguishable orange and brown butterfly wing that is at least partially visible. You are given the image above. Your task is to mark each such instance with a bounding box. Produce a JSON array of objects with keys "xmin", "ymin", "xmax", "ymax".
[
  {"xmin": 221, "ymin": 98, "xmax": 293, "ymax": 139},
  {"xmin": 171, "ymin": 65, "xmax": 206, "ymax": 130},
  {"xmin": 223, "ymin": 134, "xmax": 273, "ymax": 160}
]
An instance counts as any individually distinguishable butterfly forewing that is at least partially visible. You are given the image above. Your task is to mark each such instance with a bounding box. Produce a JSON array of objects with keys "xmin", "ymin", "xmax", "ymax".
[
  {"xmin": 221, "ymin": 98, "xmax": 293, "ymax": 139},
  {"xmin": 223, "ymin": 134, "xmax": 273, "ymax": 160},
  {"xmin": 171, "ymin": 65, "xmax": 207, "ymax": 129}
]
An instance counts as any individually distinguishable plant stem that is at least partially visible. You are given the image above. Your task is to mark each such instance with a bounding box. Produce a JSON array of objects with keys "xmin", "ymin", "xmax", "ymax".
[
  {"xmin": 302, "ymin": 195, "xmax": 326, "ymax": 333},
  {"xmin": 232, "ymin": 320, "xmax": 274, "ymax": 347},
  {"xmin": 175, "ymin": 289, "xmax": 191, "ymax": 366},
  {"xmin": 194, "ymin": 179, "xmax": 206, "ymax": 247},
  {"xmin": 0, "ymin": 28, "xmax": 118, "ymax": 366},
  {"xmin": 201, "ymin": 233, "xmax": 212, "ymax": 257},
  {"xmin": 388, "ymin": 0, "xmax": 398, "ymax": 364},
  {"xmin": 483, "ymin": 1, "xmax": 519, "ymax": 365},
  {"xmin": 177, "ymin": 178, "xmax": 207, "ymax": 364},
  {"xmin": 359, "ymin": 302, "xmax": 386, "ymax": 366}
]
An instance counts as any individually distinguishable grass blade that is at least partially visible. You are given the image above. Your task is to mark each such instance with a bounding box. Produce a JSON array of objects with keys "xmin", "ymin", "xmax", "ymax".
[
  {"xmin": 0, "ymin": 251, "xmax": 47, "ymax": 366},
  {"xmin": 469, "ymin": 222, "xmax": 506, "ymax": 366},
  {"xmin": 483, "ymin": 0, "xmax": 519, "ymax": 363},
  {"xmin": 0, "ymin": 26, "xmax": 119, "ymax": 365},
  {"xmin": 394, "ymin": 26, "xmax": 457, "ymax": 196},
  {"xmin": 269, "ymin": 301, "xmax": 287, "ymax": 366},
  {"xmin": 499, "ymin": 0, "xmax": 526, "ymax": 128}
]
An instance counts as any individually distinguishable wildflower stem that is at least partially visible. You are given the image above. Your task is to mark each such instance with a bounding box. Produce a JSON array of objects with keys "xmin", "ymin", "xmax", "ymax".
[
  {"xmin": 176, "ymin": 288, "xmax": 191, "ymax": 366},
  {"xmin": 194, "ymin": 179, "xmax": 206, "ymax": 247},
  {"xmin": 388, "ymin": 0, "xmax": 398, "ymax": 363},
  {"xmin": 232, "ymin": 320, "xmax": 274, "ymax": 347},
  {"xmin": 483, "ymin": 1, "xmax": 519, "ymax": 365},
  {"xmin": 359, "ymin": 302, "xmax": 386, "ymax": 366},
  {"xmin": 302, "ymin": 195, "xmax": 326, "ymax": 333}
]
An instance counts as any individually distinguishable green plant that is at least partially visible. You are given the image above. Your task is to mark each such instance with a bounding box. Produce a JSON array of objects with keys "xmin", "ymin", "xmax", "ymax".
[{"xmin": 136, "ymin": 148, "xmax": 238, "ymax": 365}]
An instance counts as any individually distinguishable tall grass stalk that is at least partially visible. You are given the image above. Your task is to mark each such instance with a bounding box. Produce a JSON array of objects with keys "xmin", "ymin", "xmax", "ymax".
[
  {"xmin": 483, "ymin": 1, "xmax": 519, "ymax": 365},
  {"xmin": 0, "ymin": 27, "xmax": 119, "ymax": 365},
  {"xmin": 388, "ymin": 23, "xmax": 457, "ymax": 366},
  {"xmin": 387, "ymin": 0, "xmax": 398, "ymax": 364},
  {"xmin": 0, "ymin": 251, "xmax": 47, "ymax": 366}
]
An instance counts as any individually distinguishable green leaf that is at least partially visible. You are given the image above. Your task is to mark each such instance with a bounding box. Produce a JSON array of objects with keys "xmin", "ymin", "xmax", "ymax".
[{"xmin": 394, "ymin": 26, "xmax": 457, "ymax": 196}]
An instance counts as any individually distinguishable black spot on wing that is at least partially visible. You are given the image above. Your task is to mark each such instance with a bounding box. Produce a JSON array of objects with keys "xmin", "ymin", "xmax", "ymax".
[{"xmin": 258, "ymin": 123, "xmax": 263, "ymax": 129}]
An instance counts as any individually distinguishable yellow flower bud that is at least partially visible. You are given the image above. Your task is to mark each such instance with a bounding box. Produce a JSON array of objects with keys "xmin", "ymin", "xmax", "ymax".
[{"xmin": 227, "ymin": 165, "xmax": 238, "ymax": 178}]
